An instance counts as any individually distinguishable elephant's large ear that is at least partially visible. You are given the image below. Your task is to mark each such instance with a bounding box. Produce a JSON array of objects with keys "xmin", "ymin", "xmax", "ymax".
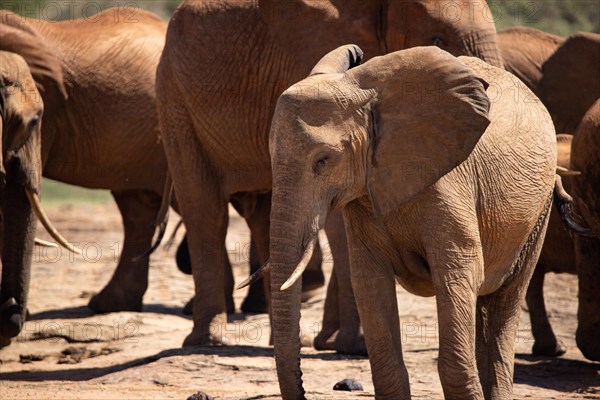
[
  {"xmin": 0, "ymin": 11, "xmax": 68, "ymax": 101},
  {"xmin": 348, "ymin": 47, "xmax": 491, "ymax": 217},
  {"xmin": 539, "ymin": 32, "xmax": 600, "ymax": 133},
  {"xmin": 309, "ymin": 45, "xmax": 363, "ymax": 76},
  {"xmin": 258, "ymin": 0, "xmax": 381, "ymax": 69}
]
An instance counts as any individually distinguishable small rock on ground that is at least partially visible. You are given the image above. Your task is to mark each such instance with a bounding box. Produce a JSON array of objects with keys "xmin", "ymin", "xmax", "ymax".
[
  {"xmin": 333, "ymin": 378, "xmax": 364, "ymax": 391},
  {"xmin": 187, "ymin": 391, "xmax": 214, "ymax": 400}
]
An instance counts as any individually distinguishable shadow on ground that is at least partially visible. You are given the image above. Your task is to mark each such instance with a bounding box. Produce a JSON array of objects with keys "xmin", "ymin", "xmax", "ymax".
[{"xmin": 514, "ymin": 353, "xmax": 600, "ymax": 393}]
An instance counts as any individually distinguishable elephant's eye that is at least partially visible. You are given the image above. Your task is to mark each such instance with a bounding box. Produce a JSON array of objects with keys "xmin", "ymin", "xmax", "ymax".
[
  {"xmin": 313, "ymin": 155, "xmax": 329, "ymax": 174},
  {"xmin": 27, "ymin": 115, "xmax": 40, "ymax": 131},
  {"xmin": 432, "ymin": 37, "xmax": 446, "ymax": 47}
]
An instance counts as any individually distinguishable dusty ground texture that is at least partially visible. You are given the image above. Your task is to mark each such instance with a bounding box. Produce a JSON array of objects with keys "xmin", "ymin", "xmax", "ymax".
[{"xmin": 1, "ymin": 203, "xmax": 599, "ymax": 399}]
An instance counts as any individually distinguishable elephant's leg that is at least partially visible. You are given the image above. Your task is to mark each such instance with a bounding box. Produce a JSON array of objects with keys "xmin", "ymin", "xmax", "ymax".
[
  {"xmin": 302, "ymin": 239, "xmax": 325, "ymax": 296},
  {"xmin": 430, "ymin": 247, "xmax": 484, "ymax": 399},
  {"xmin": 315, "ymin": 211, "xmax": 365, "ymax": 355},
  {"xmin": 526, "ymin": 265, "xmax": 566, "ymax": 356},
  {"xmin": 349, "ymin": 244, "xmax": 409, "ymax": 398},
  {"xmin": 313, "ymin": 267, "xmax": 340, "ymax": 350},
  {"xmin": 89, "ymin": 190, "xmax": 160, "ymax": 313},
  {"xmin": 241, "ymin": 240, "xmax": 268, "ymax": 313},
  {"xmin": 476, "ymin": 203, "xmax": 550, "ymax": 399},
  {"xmin": 160, "ymin": 100, "xmax": 231, "ymax": 345},
  {"xmin": 180, "ymin": 237, "xmax": 235, "ymax": 315}
]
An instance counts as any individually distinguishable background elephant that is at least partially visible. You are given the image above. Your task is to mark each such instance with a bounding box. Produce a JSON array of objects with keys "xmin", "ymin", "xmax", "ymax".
[
  {"xmin": 534, "ymin": 103, "xmax": 600, "ymax": 361},
  {"xmin": 266, "ymin": 45, "xmax": 557, "ymax": 399},
  {"xmin": 498, "ymin": 26, "xmax": 564, "ymax": 94},
  {"xmin": 0, "ymin": 51, "xmax": 78, "ymax": 347},
  {"xmin": 0, "ymin": 8, "xmax": 171, "ymax": 317},
  {"xmin": 499, "ymin": 27, "xmax": 600, "ymax": 133},
  {"xmin": 499, "ymin": 26, "xmax": 600, "ymax": 357},
  {"xmin": 157, "ymin": 0, "xmax": 503, "ymax": 349},
  {"xmin": 0, "ymin": 7, "xmax": 301, "ymax": 323}
]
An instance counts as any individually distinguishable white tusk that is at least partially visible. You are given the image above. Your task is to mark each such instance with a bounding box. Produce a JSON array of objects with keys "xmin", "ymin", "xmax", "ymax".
[
  {"xmin": 34, "ymin": 238, "xmax": 58, "ymax": 248},
  {"xmin": 26, "ymin": 190, "xmax": 82, "ymax": 255},
  {"xmin": 280, "ymin": 236, "xmax": 317, "ymax": 291},
  {"xmin": 556, "ymin": 166, "xmax": 581, "ymax": 176},
  {"xmin": 236, "ymin": 260, "xmax": 271, "ymax": 290}
]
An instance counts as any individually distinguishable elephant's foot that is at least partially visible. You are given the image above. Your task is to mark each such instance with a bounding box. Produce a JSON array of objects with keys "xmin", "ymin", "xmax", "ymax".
[
  {"xmin": 314, "ymin": 328, "xmax": 367, "ymax": 356},
  {"xmin": 0, "ymin": 336, "xmax": 12, "ymax": 349},
  {"xmin": 183, "ymin": 296, "xmax": 235, "ymax": 315},
  {"xmin": 532, "ymin": 339, "xmax": 567, "ymax": 357},
  {"xmin": 314, "ymin": 327, "xmax": 338, "ymax": 351},
  {"xmin": 183, "ymin": 319, "xmax": 228, "ymax": 347},
  {"xmin": 334, "ymin": 330, "xmax": 367, "ymax": 356},
  {"xmin": 88, "ymin": 285, "xmax": 144, "ymax": 313}
]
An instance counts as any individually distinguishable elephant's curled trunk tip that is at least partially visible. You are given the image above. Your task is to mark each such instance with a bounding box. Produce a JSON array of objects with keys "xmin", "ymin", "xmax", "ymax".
[
  {"xmin": 26, "ymin": 190, "xmax": 83, "ymax": 255},
  {"xmin": 236, "ymin": 260, "xmax": 271, "ymax": 290},
  {"xmin": 553, "ymin": 176, "xmax": 595, "ymax": 237},
  {"xmin": 280, "ymin": 236, "xmax": 317, "ymax": 291}
]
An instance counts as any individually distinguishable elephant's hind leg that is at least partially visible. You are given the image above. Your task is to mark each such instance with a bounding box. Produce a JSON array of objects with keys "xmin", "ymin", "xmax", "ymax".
[
  {"xmin": 525, "ymin": 265, "xmax": 566, "ymax": 356},
  {"xmin": 476, "ymin": 197, "xmax": 552, "ymax": 400},
  {"xmin": 89, "ymin": 189, "xmax": 161, "ymax": 313}
]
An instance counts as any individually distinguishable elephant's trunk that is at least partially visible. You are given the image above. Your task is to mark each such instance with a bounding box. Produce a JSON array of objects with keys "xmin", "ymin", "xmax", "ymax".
[
  {"xmin": 0, "ymin": 180, "xmax": 36, "ymax": 342},
  {"xmin": 575, "ymin": 235, "xmax": 600, "ymax": 361},
  {"xmin": 269, "ymin": 199, "xmax": 308, "ymax": 399},
  {"xmin": 461, "ymin": 32, "xmax": 504, "ymax": 68}
]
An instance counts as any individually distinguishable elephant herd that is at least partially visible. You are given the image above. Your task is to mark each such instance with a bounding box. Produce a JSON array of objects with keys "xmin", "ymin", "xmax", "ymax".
[{"xmin": 0, "ymin": 1, "xmax": 598, "ymax": 399}]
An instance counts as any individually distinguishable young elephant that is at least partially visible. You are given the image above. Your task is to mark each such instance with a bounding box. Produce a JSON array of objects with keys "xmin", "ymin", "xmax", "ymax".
[{"xmin": 265, "ymin": 45, "xmax": 557, "ymax": 399}]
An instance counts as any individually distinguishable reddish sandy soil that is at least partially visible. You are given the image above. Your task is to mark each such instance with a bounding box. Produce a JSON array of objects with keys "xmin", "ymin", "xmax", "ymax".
[{"xmin": 1, "ymin": 203, "xmax": 599, "ymax": 399}]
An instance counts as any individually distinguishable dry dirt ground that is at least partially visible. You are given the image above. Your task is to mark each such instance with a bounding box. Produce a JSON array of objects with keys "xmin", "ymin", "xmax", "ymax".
[{"xmin": 1, "ymin": 203, "xmax": 599, "ymax": 399}]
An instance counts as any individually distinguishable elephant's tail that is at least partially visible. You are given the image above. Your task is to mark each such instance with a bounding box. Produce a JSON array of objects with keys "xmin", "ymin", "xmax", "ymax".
[
  {"xmin": 131, "ymin": 173, "xmax": 172, "ymax": 262},
  {"xmin": 553, "ymin": 175, "xmax": 595, "ymax": 237}
]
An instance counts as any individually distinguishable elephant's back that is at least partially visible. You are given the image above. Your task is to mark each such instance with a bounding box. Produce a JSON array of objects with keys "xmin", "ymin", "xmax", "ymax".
[{"xmin": 157, "ymin": 1, "xmax": 302, "ymax": 193}]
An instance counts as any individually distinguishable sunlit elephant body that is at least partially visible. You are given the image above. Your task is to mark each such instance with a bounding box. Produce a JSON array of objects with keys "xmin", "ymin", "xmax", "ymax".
[
  {"xmin": 0, "ymin": 9, "xmax": 170, "ymax": 314},
  {"xmin": 267, "ymin": 45, "xmax": 556, "ymax": 399},
  {"xmin": 157, "ymin": 0, "xmax": 503, "ymax": 348},
  {"xmin": 0, "ymin": 52, "xmax": 43, "ymax": 347}
]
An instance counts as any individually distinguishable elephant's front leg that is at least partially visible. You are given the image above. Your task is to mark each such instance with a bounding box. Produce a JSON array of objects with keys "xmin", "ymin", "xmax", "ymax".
[
  {"xmin": 347, "ymin": 233, "xmax": 409, "ymax": 398},
  {"xmin": 89, "ymin": 190, "xmax": 161, "ymax": 313},
  {"xmin": 316, "ymin": 210, "xmax": 365, "ymax": 355},
  {"xmin": 429, "ymin": 245, "xmax": 484, "ymax": 400}
]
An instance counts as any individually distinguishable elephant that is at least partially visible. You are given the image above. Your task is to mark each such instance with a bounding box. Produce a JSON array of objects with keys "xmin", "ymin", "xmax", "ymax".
[
  {"xmin": 499, "ymin": 27, "xmax": 600, "ymax": 133},
  {"xmin": 0, "ymin": 8, "xmax": 318, "ymax": 323},
  {"xmin": 0, "ymin": 8, "xmax": 173, "ymax": 318},
  {"xmin": 531, "ymin": 103, "xmax": 600, "ymax": 361},
  {"xmin": 499, "ymin": 26, "xmax": 600, "ymax": 357},
  {"xmin": 156, "ymin": 0, "xmax": 503, "ymax": 349},
  {"xmin": 0, "ymin": 51, "xmax": 80, "ymax": 347},
  {"xmin": 570, "ymin": 100, "xmax": 600, "ymax": 361},
  {"xmin": 497, "ymin": 26, "xmax": 564, "ymax": 95},
  {"xmin": 263, "ymin": 44, "xmax": 558, "ymax": 399}
]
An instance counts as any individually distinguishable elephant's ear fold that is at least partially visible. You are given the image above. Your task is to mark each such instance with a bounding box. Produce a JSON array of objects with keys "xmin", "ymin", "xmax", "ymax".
[
  {"xmin": 0, "ymin": 11, "xmax": 68, "ymax": 101},
  {"xmin": 539, "ymin": 32, "xmax": 600, "ymax": 133},
  {"xmin": 348, "ymin": 47, "xmax": 491, "ymax": 217},
  {"xmin": 258, "ymin": 0, "xmax": 380, "ymax": 69}
]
